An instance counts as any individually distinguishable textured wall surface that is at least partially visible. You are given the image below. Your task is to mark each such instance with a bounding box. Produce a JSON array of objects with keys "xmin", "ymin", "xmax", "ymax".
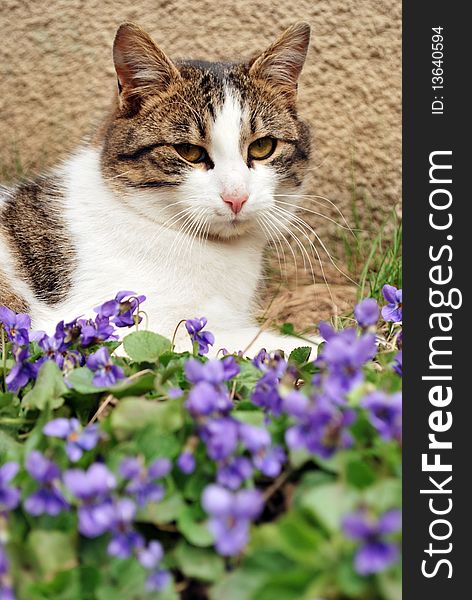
[{"xmin": 0, "ymin": 0, "xmax": 401, "ymax": 296}]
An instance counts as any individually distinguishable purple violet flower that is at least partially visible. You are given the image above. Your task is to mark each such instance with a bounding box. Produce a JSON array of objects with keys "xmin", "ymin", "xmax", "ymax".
[
  {"xmin": 317, "ymin": 324, "xmax": 376, "ymax": 403},
  {"xmin": 354, "ymin": 298, "xmax": 380, "ymax": 328},
  {"xmin": 251, "ymin": 370, "xmax": 283, "ymax": 415},
  {"xmin": 342, "ymin": 509, "xmax": 401, "ymax": 575},
  {"xmin": 393, "ymin": 350, "xmax": 402, "ymax": 377},
  {"xmin": 56, "ymin": 319, "xmax": 82, "ymax": 346},
  {"xmin": 36, "ymin": 330, "xmax": 83, "ymax": 372},
  {"xmin": 43, "ymin": 418, "xmax": 100, "ymax": 462},
  {"xmin": 177, "ymin": 452, "xmax": 196, "ymax": 475},
  {"xmin": 253, "ymin": 446, "xmax": 286, "ymax": 478},
  {"xmin": 185, "ymin": 317, "xmax": 215, "ymax": 355},
  {"xmin": 217, "ymin": 456, "xmax": 253, "ymax": 490},
  {"xmin": 24, "ymin": 451, "xmax": 68, "ymax": 516},
  {"xmin": 95, "ymin": 291, "xmax": 146, "ymax": 328},
  {"xmin": 0, "ymin": 463, "xmax": 20, "ymax": 512},
  {"xmin": 107, "ymin": 498, "xmax": 144, "ymax": 559},
  {"xmin": 184, "ymin": 357, "xmax": 239, "ymax": 387},
  {"xmin": 145, "ymin": 569, "xmax": 171, "ymax": 592},
  {"xmin": 381, "ymin": 285, "xmax": 403, "ymax": 323},
  {"xmin": 200, "ymin": 418, "xmax": 239, "ymax": 461},
  {"xmin": 79, "ymin": 315, "xmax": 117, "ymax": 347},
  {"xmin": 285, "ymin": 396, "xmax": 356, "ymax": 459},
  {"xmin": 186, "ymin": 381, "xmax": 230, "ymax": 417},
  {"xmin": 0, "ymin": 543, "xmax": 15, "ymax": 600},
  {"xmin": 119, "ymin": 457, "xmax": 171, "ymax": 506},
  {"xmin": 86, "ymin": 347, "xmax": 124, "ymax": 387},
  {"xmin": 361, "ymin": 391, "xmax": 402, "ymax": 442},
  {"xmin": 63, "ymin": 463, "xmax": 116, "ymax": 537},
  {"xmin": 138, "ymin": 541, "xmax": 170, "ymax": 592},
  {"xmin": 0, "ymin": 307, "xmax": 31, "ymax": 346},
  {"xmin": 238, "ymin": 423, "xmax": 271, "ymax": 453},
  {"xmin": 202, "ymin": 484, "xmax": 263, "ymax": 556},
  {"xmin": 282, "ymin": 390, "xmax": 310, "ymax": 418},
  {"xmin": 138, "ymin": 540, "xmax": 164, "ymax": 570},
  {"xmin": 5, "ymin": 346, "xmax": 38, "ymax": 393},
  {"xmin": 252, "ymin": 349, "xmax": 288, "ymax": 374}
]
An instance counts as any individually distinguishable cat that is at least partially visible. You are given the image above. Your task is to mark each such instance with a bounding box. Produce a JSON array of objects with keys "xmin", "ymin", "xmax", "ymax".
[{"xmin": 0, "ymin": 21, "xmax": 318, "ymax": 357}]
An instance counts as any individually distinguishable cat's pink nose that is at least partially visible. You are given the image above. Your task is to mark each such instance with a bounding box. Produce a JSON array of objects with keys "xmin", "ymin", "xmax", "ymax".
[{"xmin": 221, "ymin": 193, "xmax": 248, "ymax": 215}]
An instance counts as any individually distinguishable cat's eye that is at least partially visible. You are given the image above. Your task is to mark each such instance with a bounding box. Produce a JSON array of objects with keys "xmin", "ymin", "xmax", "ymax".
[
  {"xmin": 174, "ymin": 143, "xmax": 208, "ymax": 164},
  {"xmin": 248, "ymin": 137, "xmax": 277, "ymax": 161}
]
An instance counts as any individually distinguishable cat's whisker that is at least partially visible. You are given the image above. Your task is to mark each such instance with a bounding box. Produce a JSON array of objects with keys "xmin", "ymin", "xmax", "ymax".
[
  {"xmin": 257, "ymin": 216, "xmax": 286, "ymax": 281},
  {"xmin": 135, "ymin": 207, "xmax": 195, "ymax": 269},
  {"xmin": 261, "ymin": 215, "xmax": 296, "ymax": 285},
  {"xmin": 187, "ymin": 208, "xmax": 210, "ymax": 260},
  {"xmin": 165, "ymin": 211, "xmax": 198, "ymax": 268},
  {"xmin": 102, "ymin": 170, "xmax": 134, "ymax": 181},
  {"xmin": 173, "ymin": 214, "xmax": 199, "ymax": 261},
  {"xmin": 274, "ymin": 198, "xmax": 354, "ymax": 231},
  {"xmin": 265, "ymin": 211, "xmax": 317, "ymax": 289},
  {"xmin": 197, "ymin": 214, "xmax": 211, "ymax": 278},
  {"xmin": 260, "ymin": 214, "xmax": 291, "ymax": 284},
  {"xmin": 263, "ymin": 213, "xmax": 306, "ymax": 281},
  {"xmin": 174, "ymin": 208, "xmax": 209, "ymax": 269},
  {"xmin": 273, "ymin": 205, "xmax": 358, "ymax": 288},
  {"xmin": 272, "ymin": 205, "xmax": 334, "ymax": 304},
  {"xmin": 274, "ymin": 193, "xmax": 357, "ymax": 236},
  {"xmin": 302, "ymin": 156, "xmax": 330, "ymax": 172}
]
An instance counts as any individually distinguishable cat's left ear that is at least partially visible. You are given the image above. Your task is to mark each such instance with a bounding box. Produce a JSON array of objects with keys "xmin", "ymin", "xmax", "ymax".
[
  {"xmin": 113, "ymin": 23, "xmax": 180, "ymax": 102},
  {"xmin": 249, "ymin": 22, "xmax": 310, "ymax": 92}
]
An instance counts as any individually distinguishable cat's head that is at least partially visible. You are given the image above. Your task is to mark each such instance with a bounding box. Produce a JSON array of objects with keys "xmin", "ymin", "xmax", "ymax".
[{"xmin": 101, "ymin": 22, "xmax": 311, "ymax": 239}]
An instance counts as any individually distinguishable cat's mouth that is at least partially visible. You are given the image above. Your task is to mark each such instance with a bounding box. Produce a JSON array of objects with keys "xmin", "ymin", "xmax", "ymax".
[{"xmin": 209, "ymin": 211, "xmax": 255, "ymax": 238}]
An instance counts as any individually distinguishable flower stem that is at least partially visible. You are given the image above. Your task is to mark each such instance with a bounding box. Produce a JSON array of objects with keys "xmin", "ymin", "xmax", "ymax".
[{"xmin": 171, "ymin": 320, "xmax": 187, "ymax": 352}]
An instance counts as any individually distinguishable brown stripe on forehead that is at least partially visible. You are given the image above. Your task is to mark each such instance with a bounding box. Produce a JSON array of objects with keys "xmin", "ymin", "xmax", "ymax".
[
  {"xmin": 0, "ymin": 177, "xmax": 76, "ymax": 305},
  {"xmin": 0, "ymin": 270, "xmax": 29, "ymax": 313}
]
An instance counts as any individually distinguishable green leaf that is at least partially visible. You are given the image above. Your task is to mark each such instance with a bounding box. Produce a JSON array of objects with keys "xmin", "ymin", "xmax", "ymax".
[
  {"xmin": 346, "ymin": 458, "xmax": 377, "ymax": 489},
  {"xmin": 94, "ymin": 557, "xmax": 149, "ymax": 600},
  {"xmin": 139, "ymin": 492, "xmax": 185, "ymax": 524},
  {"xmin": 232, "ymin": 410, "xmax": 265, "ymax": 427},
  {"xmin": 252, "ymin": 569, "xmax": 315, "ymax": 600},
  {"xmin": 183, "ymin": 469, "xmax": 210, "ymax": 501},
  {"xmin": 235, "ymin": 362, "xmax": 261, "ymax": 386},
  {"xmin": 22, "ymin": 361, "xmax": 68, "ymax": 411},
  {"xmin": 210, "ymin": 570, "xmax": 267, "ymax": 600},
  {"xmin": 301, "ymin": 483, "xmax": 360, "ymax": 533},
  {"xmin": 364, "ymin": 478, "xmax": 402, "ymax": 512},
  {"xmin": 25, "ymin": 568, "xmax": 82, "ymax": 600},
  {"xmin": 0, "ymin": 429, "xmax": 21, "ymax": 460},
  {"xmin": 28, "ymin": 530, "xmax": 77, "ymax": 579},
  {"xmin": 275, "ymin": 512, "xmax": 324, "ymax": 564},
  {"xmin": 378, "ymin": 568, "xmax": 402, "ymax": 600},
  {"xmin": 112, "ymin": 372, "xmax": 157, "ymax": 398},
  {"xmin": 0, "ymin": 391, "xmax": 17, "ymax": 409},
  {"xmin": 177, "ymin": 505, "xmax": 213, "ymax": 547},
  {"xmin": 288, "ymin": 346, "xmax": 312, "ymax": 365},
  {"xmin": 337, "ymin": 558, "xmax": 370, "ymax": 598},
  {"xmin": 134, "ymin": 427, "xmax": 181, "ymax": 461},
  {"xmin": 111, "ymin": 397, "xmax": 183, "ymax": 437},
  {"xmin": 243, "ymin": 549, "xmax": 294, "ymax": 573},
  {"xmin": 66, "ymin": 367, "xmax": 106, "ymax": 394},
  {"xmin": 280, "ymin": 323, "xmax": 295, "ymax": 335},
  {"xmin": 123, "ymin": 330, "xmax": 171, "ymax": 363},
  {"xmin": 174, "ymin": 541, "xmax": 224, "ymax": 582}
]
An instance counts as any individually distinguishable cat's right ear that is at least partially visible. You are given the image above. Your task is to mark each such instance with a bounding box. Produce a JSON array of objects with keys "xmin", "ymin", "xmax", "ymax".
[
  {"xmin": 249, "ymin": 22, "xmax": 310, "ymax": 92},
  {"xmin": 113, "ymin": 23, "xmax": 180, "ymax": 104}
]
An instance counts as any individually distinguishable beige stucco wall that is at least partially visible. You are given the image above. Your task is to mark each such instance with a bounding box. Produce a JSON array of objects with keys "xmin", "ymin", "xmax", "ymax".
[{"xmin": 0, "ymin": 0, "xmax": 401, "ymax": 290}]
